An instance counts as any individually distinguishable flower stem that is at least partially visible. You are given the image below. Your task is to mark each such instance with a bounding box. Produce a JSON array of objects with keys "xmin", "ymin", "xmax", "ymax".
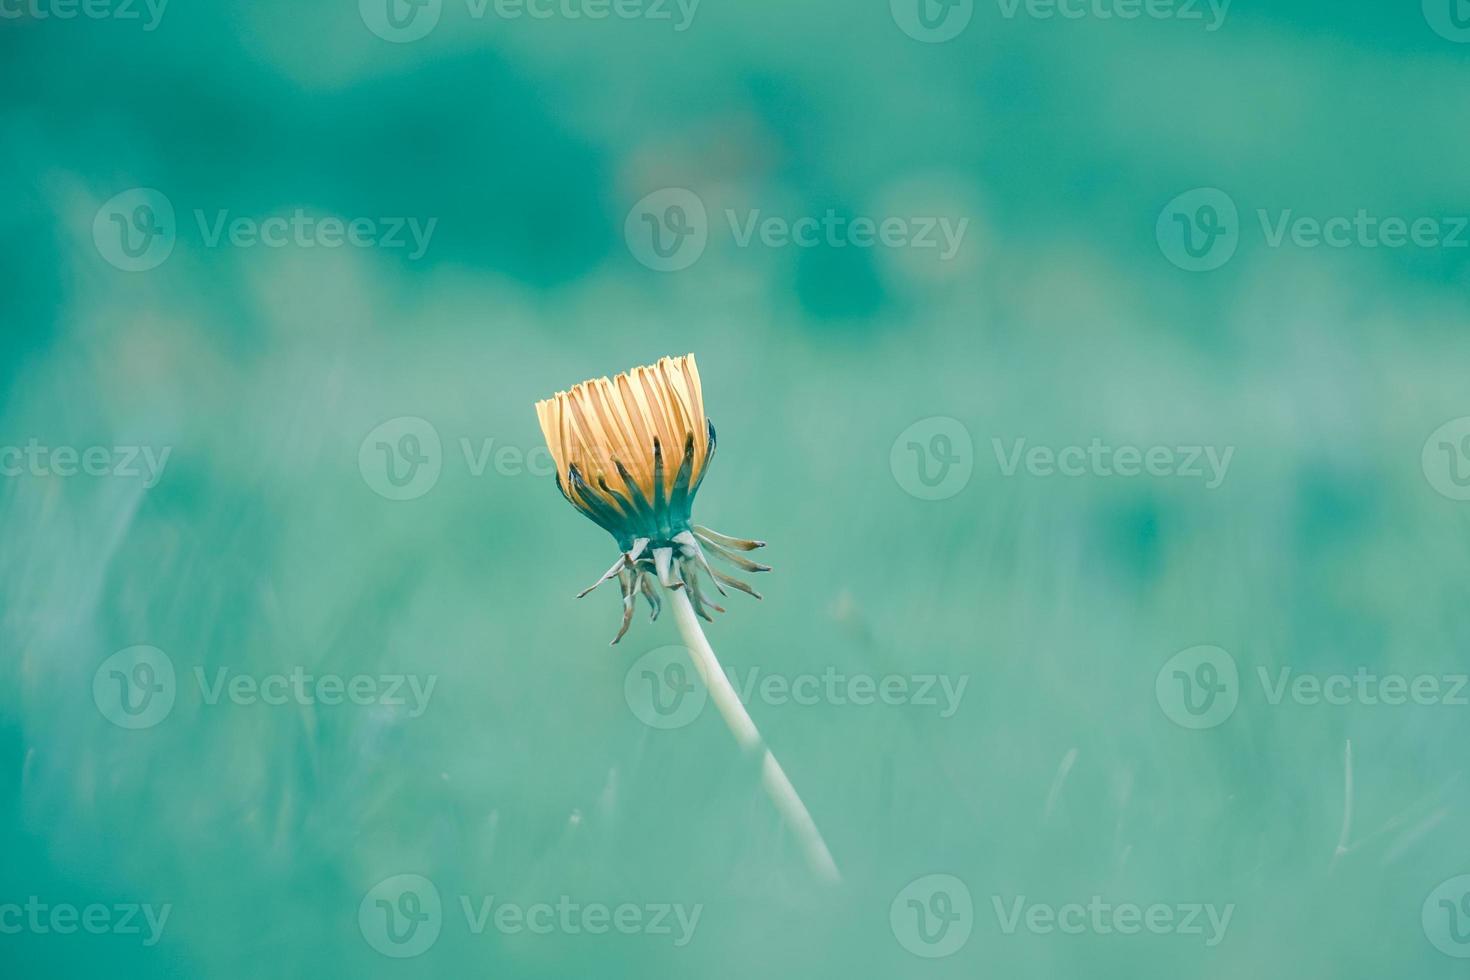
[{"xmin": 667, "ymin": 586, "xmax": 841, "ymax": 882}]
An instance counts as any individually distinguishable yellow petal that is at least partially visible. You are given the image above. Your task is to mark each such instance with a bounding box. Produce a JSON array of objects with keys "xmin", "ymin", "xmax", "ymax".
[{"xmin": 534, "ymin": 354, "xmax": 709, "ymax": 512}]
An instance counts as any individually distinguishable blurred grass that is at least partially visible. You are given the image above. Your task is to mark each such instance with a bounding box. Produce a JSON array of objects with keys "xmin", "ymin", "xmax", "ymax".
[{"xmin": 5, "ymin": 1, "xmax": 1470, "ymax": 977}]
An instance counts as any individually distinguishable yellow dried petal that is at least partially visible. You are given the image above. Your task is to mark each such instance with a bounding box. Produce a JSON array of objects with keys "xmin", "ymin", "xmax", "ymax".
[{"xmin": 534, "ymin": 354, "xmax": 710, "ymax": 511}]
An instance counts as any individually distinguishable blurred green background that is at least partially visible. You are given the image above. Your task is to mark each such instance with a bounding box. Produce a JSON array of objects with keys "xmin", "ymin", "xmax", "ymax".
[{"xmin": 5, "ymin": 1, "xmax": 1470, "ymax": 976}]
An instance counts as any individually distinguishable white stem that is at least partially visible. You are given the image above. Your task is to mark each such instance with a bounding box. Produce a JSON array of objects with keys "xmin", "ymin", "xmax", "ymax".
[{"xmin": 668, "ymin": 587, "xmax": 841, "ymax": 883}]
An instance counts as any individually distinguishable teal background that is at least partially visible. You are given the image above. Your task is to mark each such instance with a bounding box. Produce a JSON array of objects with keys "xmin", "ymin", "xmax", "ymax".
[{"xmin": 5, "ymin": 1, "xmax": 1470, "ymax": 977}]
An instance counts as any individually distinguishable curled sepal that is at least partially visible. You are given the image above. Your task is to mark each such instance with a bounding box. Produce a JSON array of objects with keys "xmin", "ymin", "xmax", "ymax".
[
  {"xmin": 693, "ymin": 523, "xmax": 764, "ymax": 551},
  {"xmin": 673, "ymin": 530, "xmax": 725, "ymax": 596},
  {"xmin": 610, "ymin": 568, "xmax": 637, "ymax": 645},
  {"xmin": 695, "ymin": 531, "xmax": 772, "ymax": 574},
  {"xmin": 638, "ymin": 572, "xmax": 662, "ymax": 621},
  {"xmin": 712, "ymin": 567, "xmax": 763, "ymax": 601},
  {"xmin": 573, "ymin": 525, "xmax": 767, "ymax": 642},
  {"xmin": 684, "ymin": 560, "xmax": 726, "ymax": 622},
  {"xmin": 575, "ymin": 538, "xmax": 648, "ymax": 598},
  {"xmin": 653, "ymin": 546, "xmax": 682, "ymax": 589}
]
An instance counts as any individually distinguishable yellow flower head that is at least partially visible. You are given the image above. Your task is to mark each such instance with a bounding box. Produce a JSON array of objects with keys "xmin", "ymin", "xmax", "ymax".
[
  {"xmin": 535, "ymin": 354, "xmax": 712, "ymax": 542},
  {"xmin": 534, "ymin": 353, "xmax": 769, "ymax": 643}
]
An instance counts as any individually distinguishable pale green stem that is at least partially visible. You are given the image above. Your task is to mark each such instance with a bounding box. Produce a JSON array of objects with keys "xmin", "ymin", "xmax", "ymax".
[{"xmin": 667, "ymin": 586, "xmax": 841, "ymax": 882}]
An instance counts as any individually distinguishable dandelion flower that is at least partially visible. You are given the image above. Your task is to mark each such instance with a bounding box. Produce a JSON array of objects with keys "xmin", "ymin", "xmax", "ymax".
[
  {"xmin": 534, "ymin": 353, "xmax": 769, "ymax": 643},
  {"xmin": 535, "ymin": 353, "xmax": 840, "ymax": 882}
]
